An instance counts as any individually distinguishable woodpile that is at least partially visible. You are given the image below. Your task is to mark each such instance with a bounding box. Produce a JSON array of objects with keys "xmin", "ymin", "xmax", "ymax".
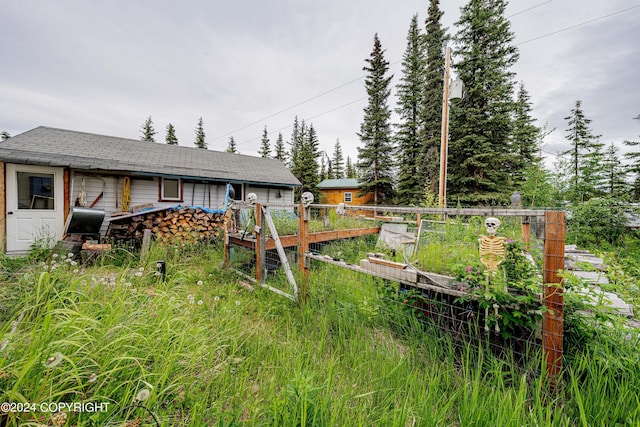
[{"xmin": 107, "ymin": 206, "xmax": 225, "ymax": 245}]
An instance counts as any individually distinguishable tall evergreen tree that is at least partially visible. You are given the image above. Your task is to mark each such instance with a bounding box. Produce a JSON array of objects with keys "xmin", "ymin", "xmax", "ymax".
[
  {"xmin": 623, "ymin": 115, "xmax": 640, "ymax": 200},
  {"xmin": 226, "ymin": 136, "xmax": 238, "ymax": 154},
  {"xmin": 447, "ymin": 0, "xmax": 519, "ymax": 205},
  {"xmin": 194, "ymin": 117, "xmax": 207, "ymax": 149},
  {"xmin": 419, "ymin": 0, "xmax": 447, "ymax": 197},
  {"xmin": 357, "ymin": 34, "xmax": 395, "ymax": 205},
  {"xmin": 289, "ymin": 118, "xmax": 320, "ymax": 200},
  {"xmin": 602, "ymin": 143, "xmax": 628, "ymax": 199},
  {"xmin": 559, "ymin": 100, "xmax": 603, "ymax": 203},
  {"xmin": 273, "ymin": 132, "xmax": 288, "ymax": 163},
  {"xmin": 1, "ymin": 131, "xmax": 10, "ymax": 141},
  {"xmin": 345, "ymin": 156, "xmax": 357, "ymax": 179},
  {"xmin": 140, "ymin": 116, "xmax": 156, "ymax": 142},
  {"xmin": 395, "ymin": 15, "xmax": 426, "ymax": 205},
  {"xmin": 258, "ymin": 126, "xmax": 271, "ymax": 158},
  {"xmin": 165, "ymin": 123, "xmax": 178, "ymax": 145},
  {"xmin": 332, "ymin": 140, "xmax": 345, "ymax": 179},
  {"xmin": 511, "ymin": 82, "xmax": 540, "ymax": 184}
]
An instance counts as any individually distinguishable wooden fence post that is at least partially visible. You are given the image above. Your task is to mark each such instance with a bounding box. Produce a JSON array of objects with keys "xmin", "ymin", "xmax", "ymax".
[
  {"xmin": 255, "ymin": 203, "xmax": 266, "ymax": 284},
  {"xmin": 298, "ymin": 204, "xmax": 310, "ymax": 303},
  {"xmin": 542, "ymin": 210, "xmax": 565, "ymax": 389}
]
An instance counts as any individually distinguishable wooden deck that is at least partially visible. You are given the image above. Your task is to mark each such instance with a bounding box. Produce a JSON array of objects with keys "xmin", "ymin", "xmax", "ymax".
[{"xmin": 229, "ymin": 227, "xmax": 381, "ymax": 251}]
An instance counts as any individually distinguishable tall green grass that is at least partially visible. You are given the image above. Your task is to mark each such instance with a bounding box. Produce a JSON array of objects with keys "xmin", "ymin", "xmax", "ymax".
[{"xmin": 1, "ymin": 241, "xmax": 639, "ymax": 426}]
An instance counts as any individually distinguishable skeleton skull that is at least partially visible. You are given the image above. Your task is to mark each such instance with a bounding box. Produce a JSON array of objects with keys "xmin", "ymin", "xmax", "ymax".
[
  {"xmin": 246, "ymin": 192, "xmax": 258, "ymax": 205},
  {"xmin": 484, "ymin": 217, "xmax": 501, "ymax": 236},
  {"xmin": 301, "ymin": 191, "xmax": 314, "ymax": 207}
]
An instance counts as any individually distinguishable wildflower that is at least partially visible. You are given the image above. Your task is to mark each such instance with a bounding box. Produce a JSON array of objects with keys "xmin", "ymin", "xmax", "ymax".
[
  {"xmin": 52, "ymin": 253, "xmax": 59, "ymax": 259},
  {"xmin": 138, "ymin": 267, "xmax": 145, "ymax": 272},
  {"xmin": 67, "ymin": 252, "xmax": 74, "ymax": 258},
  {"xmin": 507, "ymin": 238, "xmax": 514, "ymax": 243},
  {"xmin": 197, "ymin": 280, "xmax": 203, "ymax": 286},
  {"xmin": 235, "ymin": 301, "xmax": 241, "ymax": 306},
  {"xmin": 465, "ymin": 266, "xmax": 473, "ymax": 273},
  {"xmin": 44, "ymin": 352, "xmax": 64, "ymax": 368},
  {"xmin": 135, "ymin": 388, "xmax": 150, "ymax": 402},
  {"xmin": 214, "ymin": 296, "xmax": 220, "ymax": 302},
  {"xmin": 170, "ymin": 296, "xmax": 175, "ymax": 302},
  {"xmin": 460, "ymin": 286, "xmax": 468, "ymax": 292},
  {"xmin": 197, "ymin": 300, "xmax": 203, "ymax": 305},
  {"xmin": 135, "ymin": 272, "xmax": 143, "ymax": 277},
  {"xmin": 70, "ymin": 260, "xmax": 77, "ymax": 266},
  {"xmin": 187, "ymin": 294, "xmax": 194, "ymax": 300},
  {"xmin": 73, "ymin": 269, "xmax": 79, "ymax": 274},
  {"xmin": 88, "ymin": 373, "xmax": 98, "ymax": 383}
]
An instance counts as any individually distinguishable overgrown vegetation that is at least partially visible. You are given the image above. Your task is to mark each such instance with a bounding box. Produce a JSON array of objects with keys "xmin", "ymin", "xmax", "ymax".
[{"xmin": 1, "ymin": 227, "xmax": 639, "ymax": 425}]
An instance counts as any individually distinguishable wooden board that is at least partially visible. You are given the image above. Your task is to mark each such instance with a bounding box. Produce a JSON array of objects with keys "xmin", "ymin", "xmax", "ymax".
[{"xmin": 360, "ymin": 259, "xmax": 417, "ymax": 283}]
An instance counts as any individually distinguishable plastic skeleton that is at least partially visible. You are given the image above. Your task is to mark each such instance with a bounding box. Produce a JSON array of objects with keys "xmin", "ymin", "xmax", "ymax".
[{"xmin": 478, "ymin": 217, "xmax": 506, "ymax": 273}]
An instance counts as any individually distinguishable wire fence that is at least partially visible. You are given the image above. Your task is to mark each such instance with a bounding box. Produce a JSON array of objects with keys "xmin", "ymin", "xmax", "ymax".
[{"xmin": 224, "ymin": 202, "xmax": 565, "ymax": 382}]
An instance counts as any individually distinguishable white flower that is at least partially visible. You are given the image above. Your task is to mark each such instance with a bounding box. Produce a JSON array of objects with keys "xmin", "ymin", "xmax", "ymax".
[
  {"xmin": 138, "ymin": 267, "xmax": 145, "ymax": 272},
  {"xmin": 187, "ymin": 294, "xmax": 194, "ymax": 300},
  {"xmin": 235, "ymin": 301, "xmax": 241, "ymax": 306},
  {"xmin": 88, "ymin": 373, "xmax": 98, "ymax": 383},
  {"xmin": 70, "ymin": 261, "xmax": 77, "ymax": 266},
  {"xmin": 214, "ymin": 296, "xmax": 220, "ymax": 302},
  {"xmin": 135, "ymin": 272, "xmax": 143, "ymax": 277},
  {"xmin": 135, "ymin": 388, "xmax": 150, "ymax": 402},
  {"xmin": 67, "ymin": 252, "xmax": 74, "ymax": 258},
  {"xmin": 44, "ymin": 352, "xmax": 64, "ymax": 368},
  {"xmin": 197, "ymin": 300, "xmax": 203, "ymax": 305},
  {"xmin": 52, "ymin": 253, "xmax": 59, "ymax": 259},
  {"xmin": 197, "ymin": 280, "xmax": 203, "ymax": 286},
  {"xmin": 73, "ymin": 269, "xmax": 79, "ymax": 274}
]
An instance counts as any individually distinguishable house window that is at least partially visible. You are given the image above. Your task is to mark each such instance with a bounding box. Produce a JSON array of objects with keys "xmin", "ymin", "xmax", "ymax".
[
  {"xmin": 17, "ymin": 172, "xmax": 55, "ymax": 209},
  {"xmin": 344, "ymin": 192, "xmax": 352, "ymax": 203},
  {"xmin": 231, "ymin": 183, "xmax": 243, "ymax": 201},
  {"xmin": 160, "ymin": 178, "xmax": 182, "ymax": 201}
]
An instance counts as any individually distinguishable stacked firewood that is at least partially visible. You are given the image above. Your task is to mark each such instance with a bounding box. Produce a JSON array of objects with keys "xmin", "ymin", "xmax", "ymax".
[{"xmin": 108, "ymin": 206, "xmax": 225, "ymax": 245}]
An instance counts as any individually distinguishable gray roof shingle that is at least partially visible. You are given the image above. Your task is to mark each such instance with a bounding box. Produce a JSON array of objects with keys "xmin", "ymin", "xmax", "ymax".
[{"xmin": 0, "ymin": 127, "xmax": 300, "ymax": 187}]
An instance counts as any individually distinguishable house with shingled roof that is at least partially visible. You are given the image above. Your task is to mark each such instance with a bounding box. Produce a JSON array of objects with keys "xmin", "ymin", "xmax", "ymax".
[{"xmin": 0, "ymin": 126, "xmax": 300, "ymax": 254}]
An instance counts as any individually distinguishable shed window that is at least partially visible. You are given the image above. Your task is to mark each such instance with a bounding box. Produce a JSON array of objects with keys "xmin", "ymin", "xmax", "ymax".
[
  {"xmin": 17, "ymin": 172, "xmax": 55, "ymax": 209},
  {"xmin": 344, "ymin": 192, "xmax": 352, "ymax": 203},
  {"xmin": 160, "ymin": 178, "xmax": 182, "ymax": 201}
]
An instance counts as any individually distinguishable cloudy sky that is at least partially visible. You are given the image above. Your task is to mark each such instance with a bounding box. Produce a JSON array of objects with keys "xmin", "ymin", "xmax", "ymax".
[{"xmin": 2, "ymin": 0, "xmax": 639, "ymax": 167}]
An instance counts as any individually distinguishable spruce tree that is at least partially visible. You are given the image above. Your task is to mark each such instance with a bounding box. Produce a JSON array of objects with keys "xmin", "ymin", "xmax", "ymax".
[
  {"xmin": 140, "ymin": 116, "xmax": 156, "ymax": 142},
  {"xmin": 289, "ymin": 118, "xmax": 320, "ymax": 200},
  {"xmin": 258, "ymin": 126, "xmax": 271, "ymax": 158},
  {"xmin": 559, "ymin": 100, "xmax": 603, "ymax": 203},
  {"xmin": 226, "ymin": 136, "xmax": 238, "ymax": 154},
  {"xmin": 602, "ymin": 143, "xmax": 628, "ymax": 199},
  {"xmin": 420, "ymin": 0, "xmax": 447, "ymax": 197},
  {"xmin": 194, "ymin": 117, "xmax": 207, "ymax": 149},
  {"xmin": 511, "ymin": 82, "xmax": 540, "ymax": 184},
  {"xmin": 448, "ymin": 0, "xmax": 519, "ymax": 205},
  {"xmin": 345, "ymin": 156, "xmax": 357, "ymax": 179},
  {"xmin": 395, "ymin": 15, "xmax": 426, "ymax": 205},
  {"xmin": 623, "ymin": 115, "xmax": 640, "ymax": 200},
  {"xmin": 332, "ymin": 140, "xmax": 345, "ymax": 179},
  {"xmin": 165, "ymin": 123, "xmax": 178, "ymax": 145},
  {"xmin": 357, "ymin": 34, "xmax": 395, "ymax": 205},
  {"xmin": 273, "ymin": 132, "xmax": 288, "ymax": 163}
]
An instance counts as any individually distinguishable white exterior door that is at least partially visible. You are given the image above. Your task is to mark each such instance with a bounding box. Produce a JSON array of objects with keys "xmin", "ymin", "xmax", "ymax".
[{"xmin": 5, "ymin": 164, "xmax": 65, "ymax": 254}]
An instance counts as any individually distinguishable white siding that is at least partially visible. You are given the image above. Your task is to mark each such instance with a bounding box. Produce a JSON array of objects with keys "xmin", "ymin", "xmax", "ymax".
[{"xmin": 245, "ymin": 185, "xmax": 295, "ymax": 205}]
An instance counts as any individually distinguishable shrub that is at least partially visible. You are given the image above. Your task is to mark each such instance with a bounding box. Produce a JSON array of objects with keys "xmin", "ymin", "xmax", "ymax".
[{"xmin": 567, "ymin": 198, "xmax": 628, "ymax": 247}]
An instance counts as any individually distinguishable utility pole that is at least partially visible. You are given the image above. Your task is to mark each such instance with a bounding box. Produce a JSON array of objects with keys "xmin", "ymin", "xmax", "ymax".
[{"xmin": 438, "ymin": 46, "xmax": 452, "ymax": 208}]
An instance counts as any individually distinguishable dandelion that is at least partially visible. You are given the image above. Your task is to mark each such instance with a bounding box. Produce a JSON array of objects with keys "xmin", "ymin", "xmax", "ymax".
[
  {"xmin": 67, "ymin": 252, "xmax": 74, "ymax": 258},
  {"xmin": 138, "ymin": 267, "xmax": 145, "ymax": 272},
  {"xmin": 135, "ymin": 388, "xmax": 150, "ymax": 402},
  {"xmin": 73, "ymin": 269, "xmax": 79, "ymax": 274},
  {"xmin": 43, "ymin": 265, "xmax": 49, "ymax": 271},
  {"xmin": 88, "ymin": 373, "xmax": 98, "ymax": 383},
  {"xmin": 44, "ymin": 352, "xmax": 64, "ymax": 368},
  {"xmin": 197, "ymin": 300, "xmax": 203, "ymax": 305},
  {"xmin": 197, "ymin": 280, "xmax": 203, "ymax": 286},
  {"xmin": 214, "ymin": 296, "xmax": 220, "ymax": 302},
  {"xmin": 52, "ymin": 253, "xmax": 59, "ymax": 259},
  {"xmin": 70, "ymin": 260, "xmax": 77, "ymax": 266}
]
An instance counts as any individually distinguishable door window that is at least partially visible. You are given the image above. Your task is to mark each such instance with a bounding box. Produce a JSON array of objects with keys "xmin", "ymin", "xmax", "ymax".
[{"xmin": 17, "ymin": 172, "xmax": 55, "ymax": 210}]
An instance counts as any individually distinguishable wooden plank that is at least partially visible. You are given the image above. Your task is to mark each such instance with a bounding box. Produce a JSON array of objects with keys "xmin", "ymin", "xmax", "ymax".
[
  {"xmin": 360, "ymin": 260, "xmax": 417, "ymax": 283},
  {"xmin": 255, "ymin": 204, "xmax": 264, "ymax": 284},
  {"xmin": 262, "ymin": 206, "xmax": 298, "ymax": 302},
  {"xmin": 542, "ymin": 210, "xmax": 565, "ymax": 388},
  {"xmin": 63, "ymin": 169, "xmax": 70, "ymax": 224},
  {"xmin": 298, "ymin": 204, "xmax": 310, "ymax": 303},
  {"xmin": 367, "ymin": 257, "xmax": 408, "ymax": 270}
]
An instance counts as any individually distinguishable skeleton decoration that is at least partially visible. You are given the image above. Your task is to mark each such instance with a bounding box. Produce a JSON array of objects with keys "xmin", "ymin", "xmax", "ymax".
[
  {"xmin": 478, "ymin": 217, "xmax": 506, "ymax": 272},
  {"xmin": 301, "ymin": 191, "xmax": 314, "ymax": 208},
  {"xmin": 336, "ymin": 202, "xmax": 346, "ymax": 216},
  {"xmin": 246, "ymin": 192, "xmax": 258, "ymax": 205}
]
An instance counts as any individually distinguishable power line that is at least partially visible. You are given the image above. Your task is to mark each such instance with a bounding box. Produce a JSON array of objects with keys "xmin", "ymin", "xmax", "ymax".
[
  {"xmin": 516, "ymin": 4, "xmax": 640, "ymax": 46},
  {"xmin": 507, "ymin": 0, "xmax": 553, "ymax": 19}
]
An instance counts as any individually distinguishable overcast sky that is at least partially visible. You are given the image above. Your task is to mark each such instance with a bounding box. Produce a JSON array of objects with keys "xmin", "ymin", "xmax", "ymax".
[{"xmin": 2, "ymin": 0, "xmax": 639, "ymax": 168}]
